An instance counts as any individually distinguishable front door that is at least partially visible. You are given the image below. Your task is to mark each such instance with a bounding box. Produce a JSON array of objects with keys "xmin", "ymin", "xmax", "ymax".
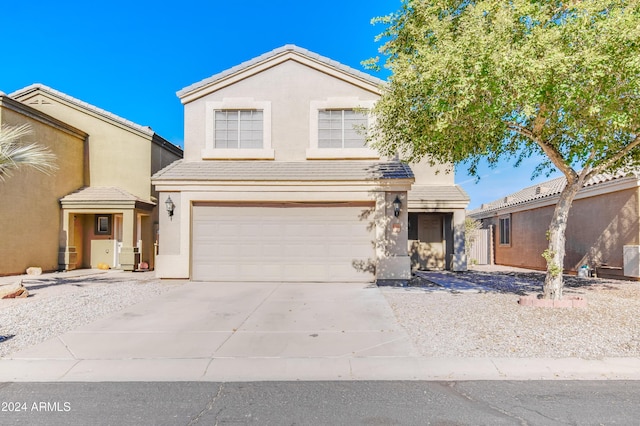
[{"xmin": 411, "ymin": 214, "xmax": 445, "ymax": 270}]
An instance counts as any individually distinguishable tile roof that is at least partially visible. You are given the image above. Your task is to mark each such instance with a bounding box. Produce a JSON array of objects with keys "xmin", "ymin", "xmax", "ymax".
[
  {"xmin": 409, "ymin": 185, "xmax": 470, "ymax": 203},
  {"xmin": 10, "ymin": 84, "xmax": 155, "ymax": 137},
  {"xmin": 60, "ymin": 186, "xmax": 153, "ymax": 204},
  {"xmin": 152, "ymin": 160, "xmax": 414, "ymax": 182},
  {"xmin": 469, "ymin": 170, "xmax": 640, "ymax": 217},
  {"xmin": 177, "ymin": 45, "xmax": 385, "ymax": 98}
]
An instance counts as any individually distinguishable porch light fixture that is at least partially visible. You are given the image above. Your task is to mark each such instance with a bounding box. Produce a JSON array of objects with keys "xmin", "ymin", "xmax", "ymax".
[
  {"xmin": 165, "ymin": 196, "xmax": 175, "ymax": 220},
  {"xmin": 393, "ymin": 195, "xmax": 402, "ymax": 217}
]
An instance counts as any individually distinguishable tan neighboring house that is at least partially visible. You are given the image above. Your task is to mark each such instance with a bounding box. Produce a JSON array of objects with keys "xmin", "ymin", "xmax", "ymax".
[
  {"xmin": 468, "ymin": 171, "xmax": 640, "ymax": 279},
  {"xmin": 152, "ymin": 45, "xmax": 469, "ymax": 283},
  {"xmin": 0, "ymin": 92, "xmax": 86, "ymax": 276},
  {"xmin": 6, "ymin": 84, "xmax": 182, "ymax": 274}
]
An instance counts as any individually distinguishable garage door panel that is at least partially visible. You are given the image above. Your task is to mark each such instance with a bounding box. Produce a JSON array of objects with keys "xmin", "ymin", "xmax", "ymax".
[
  {"xmin": 261, "ymin": 224, "xmax": 281, "ymax": 237},
  {"xmin": 297, "ymin": 244, "xmax": 325, "ymax": 258},
  {"xmin": 192, "ymin": 204, "xmax": 375, "ymax": 282}
]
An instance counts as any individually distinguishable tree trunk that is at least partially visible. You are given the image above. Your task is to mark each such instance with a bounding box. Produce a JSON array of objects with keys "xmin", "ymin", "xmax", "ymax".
[{"xmin": 543, "ymin": 181, "xmax": 582, "ymax": 300}]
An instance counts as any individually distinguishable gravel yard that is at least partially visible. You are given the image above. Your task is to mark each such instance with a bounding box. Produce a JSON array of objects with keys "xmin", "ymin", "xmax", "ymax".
[
  {"xmin": 2, "ymin": 268, "xmax": 640, "ymax": 361},
  {"xmin": 0, "ymin": 271, "xmax": 183, "ymax": 358},
  {"xmin": 383, "ymin": 268, "xmax": 640, "ymax": 359}
]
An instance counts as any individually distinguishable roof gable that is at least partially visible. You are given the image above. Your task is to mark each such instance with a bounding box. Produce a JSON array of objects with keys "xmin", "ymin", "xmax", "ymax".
[
  {"xmin": 177, "ymin": 45, "xmax": 385, "ymax": 104},
  {"xmin": 0, "ymin": 92, "xmax": 88, "ymax": 140},
  {"xmin": 10, "ymin": 84, "xmax": 156, "ymax": 138}
]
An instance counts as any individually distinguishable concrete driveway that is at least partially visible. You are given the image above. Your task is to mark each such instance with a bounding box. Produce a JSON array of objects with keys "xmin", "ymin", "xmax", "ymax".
[{"xmin": 2, "ymin": 281, "xmax": 419, "ymax": 381}]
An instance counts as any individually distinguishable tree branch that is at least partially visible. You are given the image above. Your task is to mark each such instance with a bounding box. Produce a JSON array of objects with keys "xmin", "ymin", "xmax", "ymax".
[
  {"xmin": 507, "ymin": 121, "xmax": 577, "ymax": 182},
  {"xmin": 531, "ymin": 105, "xmax": 548, "ymax": 138},
  {"xmin": 586, "ymin": 134, "xmax": 640, "ymax": 180},
  {"xmin": 578, "ymin": 148, "xmax": 597, "ymax": 181},
  {"xmin": 507, "ymin": 123, "xmax": 534, "ymax": 139}
]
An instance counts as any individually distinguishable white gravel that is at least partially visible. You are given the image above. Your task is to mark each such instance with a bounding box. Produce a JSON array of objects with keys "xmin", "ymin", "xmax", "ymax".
[
  {"xmin": 0, "ymin": 270, "xmax": 183, "ymax": 358},
  {"xmin": 382, "ymin": 270, "xmax": 640, "ymax": 359},
  {"xmin": 2, "ymin": 268, "xmax": 640, "ymax": 361}
]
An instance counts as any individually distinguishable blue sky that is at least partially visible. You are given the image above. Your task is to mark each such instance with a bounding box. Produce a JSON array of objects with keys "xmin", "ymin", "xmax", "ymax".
[{"xmin": 1, "ymin": 0, "xmax": 560, "ymax": 209}]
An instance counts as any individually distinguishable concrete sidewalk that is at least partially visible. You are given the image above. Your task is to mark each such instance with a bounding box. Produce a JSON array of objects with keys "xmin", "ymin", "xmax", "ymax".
[{"xmin": 1, "ymin": 274, "xmax": 639, "ymax": 382}]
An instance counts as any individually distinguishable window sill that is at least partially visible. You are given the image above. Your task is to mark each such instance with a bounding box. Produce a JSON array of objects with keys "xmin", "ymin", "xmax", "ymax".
[
  {"xmin": 305, "ymin": 148, "xmax": 380, "ymax": 160},
  {"xmin": 202, "ymin": 149, "xmax": 275, "ymax": 160}
]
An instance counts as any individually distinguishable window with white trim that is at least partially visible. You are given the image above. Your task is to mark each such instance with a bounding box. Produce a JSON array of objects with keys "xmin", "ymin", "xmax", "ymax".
[
  {"xmin": 318, "ymin": 109, "xmax": 368, "ymax": 149},
  {"xmin": 214, "ymin": 110, "xmax": 263, "ymax": 149},
  {"xmin": 499, "ymin": 216, "xmax": 511, "ymax": 245},
  {"xmin": 203, "ymin": 98, "xmax": 273, "ymax": 160},
  {"xmin": 307, "ymin": 98, "xmax": 378, "ymax": 159}
]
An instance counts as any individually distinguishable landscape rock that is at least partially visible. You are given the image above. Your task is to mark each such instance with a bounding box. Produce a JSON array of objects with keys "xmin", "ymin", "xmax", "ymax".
[
  {"xmin": 26, "ymin": 267, "xmax": 42, "ymax": 276},
  {"xmin": 0, "ymin": 280, "xmax": 29, "ymax": 299}
]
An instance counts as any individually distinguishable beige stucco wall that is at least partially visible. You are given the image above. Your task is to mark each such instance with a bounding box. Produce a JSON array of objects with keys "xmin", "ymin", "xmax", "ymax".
[
  {"xmin": 0, "ymin": 102, "xmax": 85, "ymax": 275},
  {"xmin": 150, "ymin": 137, "xmax": 183, "ymax": 247},
  {"xmin": 12, "ymin": 93, "xmax": 153, "ymax": 200},
  {"xmin": 486, "ymin": 187, "xmax": 640, "ymax": 272},
  {"xmin": 183, "ymin": 60, "xmax": 380, "ymax": 162},
  {"xmin": 409, "ymin": 158, "xmax": 455, "ymax": 185},
  {"xmin": 183, "ymin": 59, "xmax": 451, "ymax": 185}
]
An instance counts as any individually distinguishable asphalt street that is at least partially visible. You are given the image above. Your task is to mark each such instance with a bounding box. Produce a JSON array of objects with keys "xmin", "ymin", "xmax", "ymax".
[{"xmin": 1, "ymin": 381, "xmax": 638, "ymax": 425}]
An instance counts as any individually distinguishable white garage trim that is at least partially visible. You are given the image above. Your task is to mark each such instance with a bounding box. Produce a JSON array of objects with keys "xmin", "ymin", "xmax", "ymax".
[{"xmin": 191, "ymin": 202, "xmax": 375, "ymax": 282}]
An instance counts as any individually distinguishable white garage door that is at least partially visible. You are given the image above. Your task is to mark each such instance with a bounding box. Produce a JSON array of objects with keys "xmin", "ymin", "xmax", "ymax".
[{"xmin": 191, "ymin": 203, "xmax": 375, "ymax": 282}]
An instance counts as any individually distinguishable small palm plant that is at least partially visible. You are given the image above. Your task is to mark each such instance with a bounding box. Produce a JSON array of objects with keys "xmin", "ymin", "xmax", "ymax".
[{"xmin": 0, "ymin": 124, "xmax": 57, "ymax": 181}]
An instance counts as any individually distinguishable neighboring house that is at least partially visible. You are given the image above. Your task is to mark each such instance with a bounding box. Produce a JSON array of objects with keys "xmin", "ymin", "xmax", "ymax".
[
  {"xmin": 152, "ymin": 45, "xmax": 469, "ymax": 283},
  {"xmin": 5, "ymin": 85, "xmax": 182, "ymax": 274},
  {"xmin": 468, "ymin": 171, "xmax": 640, "ymax": 280},
  {"xmin": 0, "ymin": 92, "xmax": 86, "ymax": 276}
]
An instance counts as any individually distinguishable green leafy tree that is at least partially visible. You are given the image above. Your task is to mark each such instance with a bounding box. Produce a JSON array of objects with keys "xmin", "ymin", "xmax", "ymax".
[
  {"xmin": 368, "ymin": 0, "xmax": 640, "ymax": 299},
  {"xmin": 0, "ymin": 124, "xmax": 57, "ymax": 181}
]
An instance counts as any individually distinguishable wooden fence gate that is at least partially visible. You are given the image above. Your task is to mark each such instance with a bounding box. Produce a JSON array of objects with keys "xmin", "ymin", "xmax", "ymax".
[{"xmin": 468, "ymin": 227, "xmax": 492, "ymax": 265}]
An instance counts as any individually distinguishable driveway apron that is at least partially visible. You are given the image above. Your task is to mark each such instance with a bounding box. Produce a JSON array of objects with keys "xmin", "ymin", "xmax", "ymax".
[{"xmin": 2, "ymin": 282, "xmax": 419, "ymax": 381}]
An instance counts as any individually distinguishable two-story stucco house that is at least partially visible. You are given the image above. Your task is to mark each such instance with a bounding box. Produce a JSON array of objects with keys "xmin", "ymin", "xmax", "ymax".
[
  {"xmin": 152, "ymin": 46, "xmax": 469, "ymax": 283},
  {"xmin": 6, "ymin": 85, "xmax": 183, "ymax": 274},
  {"xmin": 0, "ymin": 91, "xmax": 86, "ymax": 276}
]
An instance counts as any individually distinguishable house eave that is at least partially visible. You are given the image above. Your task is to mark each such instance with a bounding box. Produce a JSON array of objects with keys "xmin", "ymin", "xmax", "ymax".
[
  {"xmin": 60, "ymin": 199, "xmax": 155, "ymax": 211},
  {"xmin": 153, "ymin": 178, "xmax": 415, "ymax": 192},
  {"xmin": 408, "ymin": 201, "xmax": 470, "ymax": 212}
]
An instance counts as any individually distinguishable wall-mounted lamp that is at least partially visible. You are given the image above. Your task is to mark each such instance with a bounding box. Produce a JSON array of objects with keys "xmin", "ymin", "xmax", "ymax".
[
  {"xmin": 165, "ymin": 196, "xmax": 175, "ymax": 220},
  {"xmin": 393, "ymin": 195, "xmax": 402, "ymax": 217}
]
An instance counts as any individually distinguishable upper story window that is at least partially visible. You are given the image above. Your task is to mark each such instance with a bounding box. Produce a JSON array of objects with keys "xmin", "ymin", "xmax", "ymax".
[
  {"xmin": 307, "ymin": 98, "xmax": 379, "ymax": 159},
  {"xmin": 203, "ymin": 98, "xmax": 273, "ymax": 160},
  {"xmin": 318, "ymin": 109, "xmax": 368, "ymax": 149},
  {"xmin": 214, "ymin": 110, "xmax": 263, "ymax": 149}
]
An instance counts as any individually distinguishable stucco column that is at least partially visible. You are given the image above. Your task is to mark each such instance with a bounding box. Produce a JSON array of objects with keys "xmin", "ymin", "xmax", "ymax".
[
  {"xmin": 451, "ymin": 209, "xmax": 468, "ymax": 271},
  {"xmin": 376, "ymin": 192, "xmax": 412, "ymax": 281},
  {"xmin": 58, "ymin": 209, "xmax": 77, "ymax": 271},
  {"xmin": 155, "ymin": 192, "xmax": 190, "ymax": 278},
  {"xmin": 119, "ymin": 209, "xmax": 138, "ymax": 271}
]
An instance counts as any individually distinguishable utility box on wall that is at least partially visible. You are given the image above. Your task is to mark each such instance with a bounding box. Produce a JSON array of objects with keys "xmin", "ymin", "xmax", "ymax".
[
  {"xmin": 623, "ymin": 245, "xmax": 640, "ymax": 278},
  {"xmin": 91, "ymin": 240, "xmax": 117, "ymax": 268}
]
